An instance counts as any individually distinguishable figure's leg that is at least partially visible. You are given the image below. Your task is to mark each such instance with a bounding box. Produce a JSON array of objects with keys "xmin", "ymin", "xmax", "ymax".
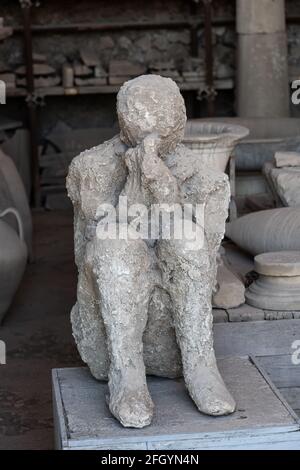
[
  {"xmin": 71, "ymin": 258, "xmax": 109, "ymax": 380},
  {"xmin": 157, "ymin": 236, "xmax": 236, "ymax": 416},
  {"xmin": 86, "ymin": 227, "xmax": 154, "ymax": 428}
]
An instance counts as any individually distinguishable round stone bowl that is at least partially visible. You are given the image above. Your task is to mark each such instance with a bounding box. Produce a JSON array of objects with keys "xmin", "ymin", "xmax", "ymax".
[{"xmin": 183, "ymin": 121, "xmax": 249, "ymax": 172}]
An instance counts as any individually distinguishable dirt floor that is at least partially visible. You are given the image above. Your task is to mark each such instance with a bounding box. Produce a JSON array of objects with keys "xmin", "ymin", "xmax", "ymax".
[{"xmin": 0, "ymin": 210, "xmax": 82, "ymax": 450}]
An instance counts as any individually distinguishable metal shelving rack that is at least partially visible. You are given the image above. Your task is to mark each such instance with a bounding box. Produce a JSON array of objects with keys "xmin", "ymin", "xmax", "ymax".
[{"xmin": 15, "ymin": 0, "xmax": 220, "ymax": 205}]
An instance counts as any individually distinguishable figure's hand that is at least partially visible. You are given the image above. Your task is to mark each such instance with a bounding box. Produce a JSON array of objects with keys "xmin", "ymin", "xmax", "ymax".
[
  {"xmin": 139, "ymin": 134, "xmax": 180, "ymax": 204},
  {"xmin": 141, "ymin": 133, "xmax": 162, "ymax": 157},
  {"xmin": 123, "ymin": 133, "xmax": 180, "ymax": 204},
  {"xmin": 124, "ymin": 133, "xmax": 166, "ymax": 184},
  {"xmin": 123, "ymin": 147, "xmax": 143, "ymax": 201},
  {"xmin": 124, "ymin": 146, "xmax": 141, "ymax": 174}
]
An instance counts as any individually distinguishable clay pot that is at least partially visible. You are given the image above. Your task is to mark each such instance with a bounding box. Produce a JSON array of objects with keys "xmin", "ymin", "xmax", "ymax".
[
  {"xmin": 0, "ymin": 149, "xmax": 32, "ymax": 257},
  {"xmin": 183, "ymin": 121, "xmax": 249, "ymax": 172},
  {"xmin": 0, "ymin": 209, "xmax": 27, "ymax": 323}
]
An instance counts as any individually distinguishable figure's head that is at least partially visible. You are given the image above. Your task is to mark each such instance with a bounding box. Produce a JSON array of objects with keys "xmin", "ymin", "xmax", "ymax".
[{"xmin": 117, "ymin": 74, "xmax": 187, "ymax": 156}]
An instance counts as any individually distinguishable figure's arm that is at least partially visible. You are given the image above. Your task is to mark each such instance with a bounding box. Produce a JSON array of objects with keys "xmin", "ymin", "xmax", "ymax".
[
  {"xmin": 204, "ymin": 172, "xmax": 230, "ymax": 254},
  {"xmin": 67, "ymin": 140, "xmax": 127, "ymax": 221},
  {"xmin": 129, "ymin": 134, "xmax": 181, "ymax": 205},
  {"xmin": 67, "ymin": 139, "xmax": 127, "ymax": 264},
  {"xmin": 179, "ymin": 161, "xmax": 230, "ymax": 253}
]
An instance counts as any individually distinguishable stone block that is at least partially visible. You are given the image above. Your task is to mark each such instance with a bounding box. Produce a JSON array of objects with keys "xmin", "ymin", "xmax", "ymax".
[
  {"xmin": 16, "ymin": 76, "xmax": 61, "ymax": 88},
  {"xmin": 213, "ymin": 261, "xmax": 245, "ymax": 309},
  {"xmin": 0, "ymin": 73, "xmax": 15, "ymax": 88},
  {"xmin": 75, "ymin": 77, "xmax": 107, "ymax": 86},
  {"xmin": 108, "ymin": 76, "xmax": 132, "ymax": 85},
  {"xmin": 264, "ymin": 311, "xmax": 294, "ymax": 321},
  {"xmin": 212, "ymin": 309, "xmax": 228, "ymax": 323},
  {"xmin": 268, "ymin": 167, "xmax": 300, "ymax": 207},
  {"xmin": 109, "ymin": 60, "xmax": 146, "ymax": 76},
  {"xmin": 275, "ymin": 152, "xmax": 300, "ymax": 168},
  {"xmin": 73, "ymin": 64, "xmax": 93, "ymax": 77},
  {"xmin": 16, "ymin": 63, "xmax": 56, "ymax": 76},
  {"xmin": 32, "ymin": 53, "xmax": 47, "ymax": 64},
  {"xmin": 227, "ymin": 304, "xmax": 264, "ymax": 322}
]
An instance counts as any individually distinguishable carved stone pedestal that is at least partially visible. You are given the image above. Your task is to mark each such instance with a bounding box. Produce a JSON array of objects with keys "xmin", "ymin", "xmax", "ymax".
[{"xmin": 246, "ymin": 251, "xmax": 300, "ymax": 311}]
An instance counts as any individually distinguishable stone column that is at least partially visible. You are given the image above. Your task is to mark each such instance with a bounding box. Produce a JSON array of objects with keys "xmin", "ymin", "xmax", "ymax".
[{"xmin": 236, "ymin": 0, "xmax": 290, "ymax": 117}]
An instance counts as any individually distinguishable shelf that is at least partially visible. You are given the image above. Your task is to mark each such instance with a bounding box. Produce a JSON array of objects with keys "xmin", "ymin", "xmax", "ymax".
[
  {"xmin": 10, "ymin": 17, "xmax": 234, "ymax": 35},
  {"xmin": 6, "ymin": 79, "xmax": 234, "ymax": 99},
  {"xmin": 9, "ymin": 15, "xmax": 300, "ymax": 35}
]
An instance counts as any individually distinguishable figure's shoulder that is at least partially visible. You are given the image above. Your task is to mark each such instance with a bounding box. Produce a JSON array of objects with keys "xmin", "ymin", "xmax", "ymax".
[
  {"xmin": 69, "ymin": 135, "xmax": 126, "ymax": 176},
  {"xmin": 67, "ymin": 135, "xmax": 127, "ymax": 205},
  {"xmin": 167, "ymin": 143, "xmax": 229, "ymax": 190}
]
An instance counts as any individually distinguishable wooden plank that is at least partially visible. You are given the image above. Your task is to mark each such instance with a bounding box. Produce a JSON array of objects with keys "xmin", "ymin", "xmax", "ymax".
[
  {"xmin": 51, "ymin": 369, "xmax": 68, "ymax": 450},
  {"xmin": 214, "ymin": 320, "xmax": 300, "ymax": 358},
  {"xmin": 279, "ymin": 388, "xmax": 300, "ymax": 411},
  {"xmin": 255, "ymin": 356, "xmax": 300, "ymax": 388},
  {"xmin": 52, "ymin": 358, "xmax": 300, "ymax": 450},
  {"xmin": 251, "ymin": 356, "xmax": 300, "ymax": 424}
]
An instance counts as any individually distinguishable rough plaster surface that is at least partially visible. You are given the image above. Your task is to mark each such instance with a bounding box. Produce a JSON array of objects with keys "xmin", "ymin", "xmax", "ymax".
[{"xmin": 67, "ymin": 75, "xmax": 235, "ymax": 428}]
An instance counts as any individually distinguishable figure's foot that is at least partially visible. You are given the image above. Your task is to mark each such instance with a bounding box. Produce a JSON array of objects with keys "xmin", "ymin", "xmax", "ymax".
[
  {"xmin": 108, "ymin": 384, "xmax": 154, "ymax": 428},
  {"xmin": 184, "ymin": 360, "xmax": 236, "ymax": 416}
]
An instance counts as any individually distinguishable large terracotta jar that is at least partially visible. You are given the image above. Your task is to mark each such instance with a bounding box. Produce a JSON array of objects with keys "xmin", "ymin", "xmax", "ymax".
[
  {"xmin": 183, "ymin": 121, "xmax": 249, "ymax": 173},
  {"xmin": 0, "ymin": 209, "xmax": 27, "ymax": 323},
  {"xmin": 0, "ymin": 149, "xmax": 32, "ymax": 257}
]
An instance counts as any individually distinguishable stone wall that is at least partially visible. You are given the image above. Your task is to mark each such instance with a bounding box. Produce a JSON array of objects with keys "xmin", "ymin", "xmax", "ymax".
[
  {"xmin": 0, "ymin": 0, "xmax": 237, "ymax": 134},
  {"xmin": 2, "ymin": 0, "xmax": 300, "ymax": 133}
]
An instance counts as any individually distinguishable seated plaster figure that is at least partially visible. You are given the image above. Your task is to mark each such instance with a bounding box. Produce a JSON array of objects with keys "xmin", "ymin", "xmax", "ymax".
[{"xmin": 67, "ymin": 75, "xmax": 236, "ymax": 428}]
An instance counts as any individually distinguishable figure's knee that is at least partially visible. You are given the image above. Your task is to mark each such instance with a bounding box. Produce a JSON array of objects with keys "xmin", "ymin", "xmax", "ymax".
[
  {"xmin": 86, "ymin": 223, "xmax": 152, "ymax": 281},
  {"xmin": 157, "ymin": 235, "xmax": 210, "ymax": 272}
]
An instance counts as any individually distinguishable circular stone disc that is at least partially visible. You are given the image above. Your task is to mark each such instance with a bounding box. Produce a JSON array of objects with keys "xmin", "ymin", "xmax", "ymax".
[{"xmin": 254, "ymin": 251, "xmax": 300, "ymax": 276}]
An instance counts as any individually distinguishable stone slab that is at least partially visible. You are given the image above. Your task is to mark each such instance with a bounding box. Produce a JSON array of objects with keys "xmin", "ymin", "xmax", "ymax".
[
  {"xmin": 227, "ymin": 304, "xmax": 264, "ymax": 322},
  {"xmin": 255, "ymin": 252, "xmax": 300, "ymax": 277},
  {"xmin": 275, "ymin": 151, "xmax": 300, "ymax": 168},
  {"xmin": 264, "ymin": 311, "xmax": 294, "ymax": 321},
  {"xmin": 212, "ymin": 309, "xmax": 228, "ymax": 323},
  {"xmin": 52, "ymin": 357, "xmax": 300, "ymax": 450},
  {"xmin": 214, "ymin": 319, "xmax": 300, "ymax": 357},
  {"xmin": 268, "ymin": 166, "xmax": 300, "ymax": 207},
  {"xmin": 213, "ymin": 261, "xmax": 245, "ymax": 309}
]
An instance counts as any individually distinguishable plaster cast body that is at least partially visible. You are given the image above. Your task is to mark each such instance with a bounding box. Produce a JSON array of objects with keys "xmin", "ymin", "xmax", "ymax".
[{"xmin": 67, "ymin": 75, "xmax": 235, "ymax": 428}]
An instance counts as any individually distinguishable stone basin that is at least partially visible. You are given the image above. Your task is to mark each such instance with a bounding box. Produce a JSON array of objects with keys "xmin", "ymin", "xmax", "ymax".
[
  {"xmin": 183, "ymin": 121, "xmax": 249, "ymax": 172},
  {"xmin": 198, "ymin": 117, "xmax": 300, "ymax": 171}
]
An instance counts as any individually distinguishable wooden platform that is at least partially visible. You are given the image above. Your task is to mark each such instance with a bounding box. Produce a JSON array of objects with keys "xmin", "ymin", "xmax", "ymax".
[
  {"xmin": 255, "ymin": 355, "xmax": 300, "ymax": 418},
  {"xmin": 52, "ymin": 356, "xmax": 300, "ymax": 450}
]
